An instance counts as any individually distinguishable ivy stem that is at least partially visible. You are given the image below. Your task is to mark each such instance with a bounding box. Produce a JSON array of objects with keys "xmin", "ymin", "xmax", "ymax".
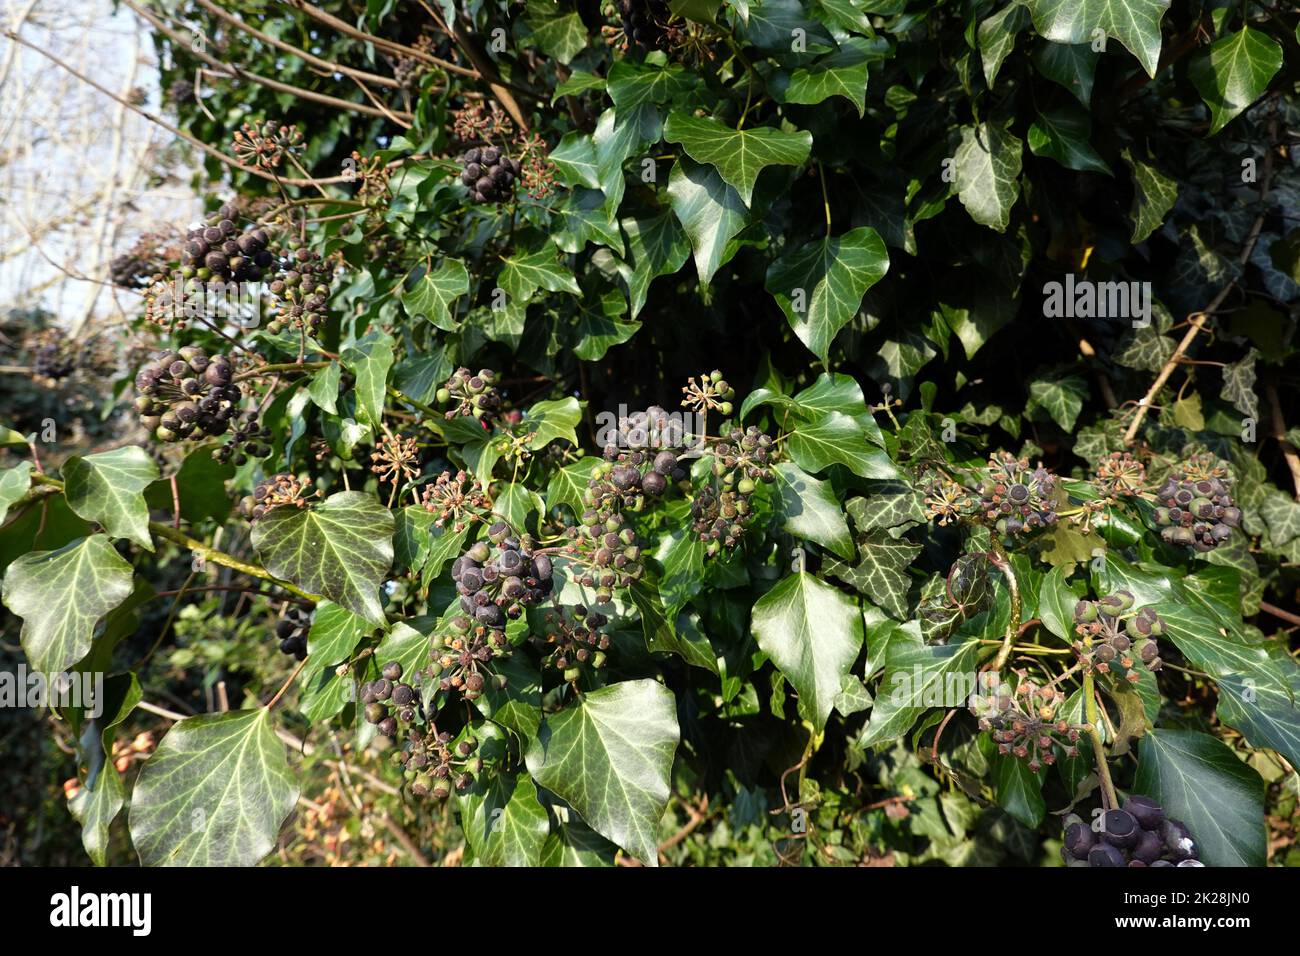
[
  {"xmin": 233, "ymin": 361, "xmax": 331, "ymax": 382},
  {"xmin": 987, "ymin": 544, "xmax": 1021, "ymax": 671},
  {"xmin": 29, "ymin": 474, "xmax": 318, "ymax": 601},
  {"xmin": 266, "ymin": 655, "xmax": 310, "ymax": 711},
  {"xmin": 1083, "ymin": 673, "xmax": 1118, "ymax": 810}
]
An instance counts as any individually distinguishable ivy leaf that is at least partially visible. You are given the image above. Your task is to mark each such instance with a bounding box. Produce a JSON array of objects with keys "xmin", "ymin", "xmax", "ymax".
[
  {"xmin": 621, "ymin": 211, "xmax": 690, "ymax": 318},
  {"xmin": 499, "ymin": 246, "xmax": 582, "ymax": 301},
  {"xmin": 401, "ymin": 259, "xmax": 470, "ymax": 331},
  {"xmin": 1188, "ymin": 28, "xmax": 1284, "ymax": 136},
  {"xmin": 2, "ymin": 535, "xmax": 134, "ymax": 674},
  {"xmin": 630, "ymin": 577, "xmax": 717, "ymax": 672},
  {"xmin": 1027, "ymin": 105, "xmax": 1110, "ymax": 174},
  {"xmin": 772, "ymin": 36, "xmax": 881, "ymax": 116},
  {"xmin": 1134, "ymin": 729, "xmax": 1266, "ymax": 867},
  {"xmin": 1033, "ymin": 41, "xmax": 1098, "ymax": 106},
  {"xmin": 1037, "ymin": 566, "xmax": 1081, "ymax": 641},
  {"xmin": 476, "ymin": 649, "xmax": 544, "ymax": 744},
  {"xmin": 1124, "ymin": 150, "xmax": 1178, "ymax": 243},
  {"xmin": 844, "ymin": 485, "xmax": 925, "ymax": 537},
  {"xmin": 765, "ymin": 226, "xmax": 890, "ymax": 364},
  {"xmin": 523, "ymin": 0, "xmax": 587, "ymax": 63},
  {"xmin": 549, "ymin": 131, "xmax": 601, "ymax": 189},
  {"xmin": 0, "ymin": 461, "xmax": 33, "ymax": 525},
  {"xmin": 1022, "ymin": 0, "xmax": 1171, "ymax": 77},
  {"xmin": 743, "ymin": 373, "xmax": 884, "ymax": 445},
  {"xmin": 569, "ymin": 289, "xmax": 640, "ymax": 360},
  {"xmin": 860, "ymin": 637, "xmax": 983, "ymax": 746},
  {"xmin": 606, "ymin": 59, "xmax": 699, "ymax": 111},
  {"xmin": 1028, "ymin": 374, "xmax": 1088, "ymax": 430},
  {"xmin": 525, "ymin": 679, "xmax": 679, "ymax": 866},
  {"xmin": 541, "ymin": 819, "xmax": 618, "ymax": 866},
  {"xmin": 493, "ymin": 483, "xmax": 543, "ymax": 533},
  {"xmin": 666, "ymin": 156, "xmax": 749, "ymax": 286},
  {"xmin": 341, "ymin": 332, "xmax": 395, "ymax": 428},
  {"xmin": 786, "ymin": 410, "xmax": 899, "ymax": 478},
  {"xmin": 66, "ymin": 672, "xmax": 140, "ymax": 865},
  {"xmin": 664, "ymin": 113, "xmax": 811, "ymax": 208},
  {"xmin": 546, "ymin": 456, "xmax": 603, "ymax": 514},
  {"xmin": 424, "ymin": 525, "xmax": 469, "ymax": 585},
  {"xmin": 825, "ymin": 530, "xmax": 920, "ymax": 618},
  {"xmin": 62, "ymin": 446, "xmax": 159, "ymax": 551},
  {"xmin": 954, "ymin": 123, "xmax": 1023, "ymax": 233},
  {"xmin": 750, "ymin": 572, "xmax": 864, "ymax": 730},
  {"xmin": 995, "ymin": 753, "xmax": 1045, "ymax": 828},
  {"xmin": 459, "ymin": 770, "xmax": 550, "ymax": 866},
  {"xmin": 1216, "ymin": 668, "xmax": 1300, "ymax": 770},
  {"xmin": 553, "ymin": 188, "xmax": 623, "ymax": 255},
  {"xmin": 1260, "ymin": 492, "xmax": 1300, "ymax": 548},
  {"xmin": 251, "ymin": 491, "xmax": 395, "ymax": 626},
  {"xmin": 978, "ymin": 3, "xmax": 1030, "ymax": 86},
  {"xmin": 1221, "ymin": 349, "xmax": 1258, "ymax": 420},
  {"xmin": 129, "ymin": 708, "xmax": 299, "ymax": 867},
  {"xmin": 305, "ymin": 601, "xmax": 369, "ymax": 672},
  {"xmin": 740, "ymin": 0, "xmax": 836, "ymax": 52},
  {"xmin": 774, "ymin": 462, "xmax": 854, "ymax": 559},
  {"xmin": 523, "ymin": 396, "xmax": 583, "ymax": 450},
  {"xmin": 654, "ymin": 524, "xmax": 706, "ymax": 619}
]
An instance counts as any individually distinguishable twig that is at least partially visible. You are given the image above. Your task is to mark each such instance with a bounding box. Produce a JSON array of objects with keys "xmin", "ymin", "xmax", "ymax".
[
  {"xmin": 1265, "ymin": 381, "xmax": 1300, "ymax": 500},
  {"xmin": 1259, "ymin": 600, "xmax": 1300, "ymax": 628}
]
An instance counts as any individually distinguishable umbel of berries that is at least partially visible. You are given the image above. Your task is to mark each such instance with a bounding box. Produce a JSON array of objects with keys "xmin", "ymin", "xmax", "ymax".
[
  {"xmin": 591, "ymin": 442, "xmax": 686, "ymax": 510},
  {"xmin": 459, "ymin": 146, "xmax": 521, "ymax": 203},
  {"xmin": 968, "ymin": 671, "xmax": 1085, "ymax": 771},
  {"xmin": 617, "ymin": 0, "xmax": 672, "ymax": 49},
  {"xmin": 535, "ymin": 605, "xmax": 612, "ymax": 681},
  {"xmin": 1153, "ymin": 457, "xmax": 1241, "ymax": 552},
  {"xmin": 398, "ymin": 727, "xmax": 482, "ymax": 800},
  {"xmin": 978, "ymin": 452, "xmax": 1058, "ymax": 536},
  {"xmin": 267, "ymin": 246, "xmax": 333, "ymax": 336},
  {"xmin": 274, "ymin": 608, "xmax": 310, "ymax": 661},
  {"xmin": 1073, "ymin": 591, "xmax": 1165, "ymax": 681},
  {"xmin": 692, "ymin": 426, "xmax": 778, "ymax": 557},
  {"xmin": 452, "ymin": 524, "xmax": 554, "ymax": 626},
  {"xmin": 180, "ymin": 203, "xmax": 273, "ymax": 282},
  {"xmin": 437, "ymin": 367, "xmax": 502, "ymax": 421},
  {"xmin": 239, "ymin": 472, "xmax": 314, "ymax": 521},
  {"xmin": 360, "ymin": 661, "xmax": 421, "ymax": 738},
  {"xmin": 1062, "ymin": 795, "xmax": 1204, "ymax": 867},
  {"xmin": 429, "ymin": 614, "xmax": 511, "ymax": 701}
]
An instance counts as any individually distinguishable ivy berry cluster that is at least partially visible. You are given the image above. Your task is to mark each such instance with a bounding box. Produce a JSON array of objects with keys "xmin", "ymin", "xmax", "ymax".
[
  {"xmin": 360, "ymin": 661, "xmax": 419, "ymax": 738},
  {"xmin": 428, "ymin": 614, "xmax": 511, "ymax": 702},
  {"xmin": 1062, "ymin": 796, "xmax": 1203, "ymax": 867},
  {"xmin": 458, "ymin": 146, "xmax": 521, "ymax": 204},
  {"xmin": 968, "ymin": 672, "xmax": 1085, "ymax": 771},
  {"xmin": 1073, "ymin": 591, "xmax": 1165, "ymax": 681},
  {"xmin": 692, "ymin": 426, "xmax": 777, "ymax": 557},
  {"xmin": 1153, "ymin": 458, "xmax": 1241, "ymax": 553},
  {"xmin": 267, "ymin": 246, "xmax": 333, "ymax": 336},
  {"xmin": 616, "ymin": 0, "xmax": 674, "ymax": 50},
  {"xmin": 400, "ymin": 729, "xmax": 482, "ymax": 800},
  {"xmin": 180, "ymin": 203, "xmax": 273, "ymax": 282},
  {"xmin": 533, "ymin": 604, "xmax": 611, "ymax": 680},
  {"xmin": 436, "ymin": 367, "xmax": 502, "ymax": 422},
  {"xmin": 978, "ymin": 452, "xmax": 1058, "ymax": 536},
  {"xmin": 274, "ymin": 608, "xmax": 310, "ymax": 661},
  {"xmin": 452, "ymin": 524, "xmax": 554, "ymax": 628}
]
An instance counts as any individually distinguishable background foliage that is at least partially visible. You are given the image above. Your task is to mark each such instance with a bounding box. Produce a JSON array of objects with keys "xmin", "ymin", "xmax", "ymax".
[{"xmin": 2, "ymin": 0, "xmax": 1300, "ymax": 867}]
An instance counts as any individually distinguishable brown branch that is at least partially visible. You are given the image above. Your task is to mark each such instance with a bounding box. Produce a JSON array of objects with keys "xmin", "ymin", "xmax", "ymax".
[
  {"xmin": 123, "ymin": 0, "xmax": 412, "ymax": 123},
  {"xmin": 1, "ymin": 28, "xmax": 359, "ymax": 188},
  {"xmin": 1259, "ymin": 600, "xmax": 1300, "ymax": 628},
  {"xmin": 1124, "ymin": 108, "xmax": 1280, "ymax": 445},
  {"xmin": 284, "ymin": 0, "xmax": 478, "ymax": 79},
  {"xmin": 1265, "ymin": 381, "xmax": 1300, "ymax": 500},
  {"xmin": 190, "ymin": 0, "xmax": 402, "ymax": 89}
]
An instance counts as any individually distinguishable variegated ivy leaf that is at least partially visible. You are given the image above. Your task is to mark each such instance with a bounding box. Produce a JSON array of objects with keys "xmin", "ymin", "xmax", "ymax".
[
  {"xmin": 845, "ymin": 484, "xmax": 926, "ymax": 538},
  {"xmin": 1220, "ymin": 349, "xmax": 1258, "ymax": 419},
  {"xmin": 954, "ymin": 122, "xmax": 1023, "ymax": 233},
  {"xmin": 1027, "ymin": 375, "xmax": 1088, "ymax": 431},
  {"xmin": 978, "ymin": 3, "xmax": 1030, "ymax": 86},
  {"xmin": 62, "ymin": 446, "xmax": 159, "ymax": 551},
  {"xmin": 525, "ymin": 679, "xmax": 679, "ymax": 865},
  {"xmin": 859, "ymin": 636, "xmax": 984, "ymax": 747},
  {"xmin": 546, "ymin": 456, "xmax": 603, "ymax": 515},
  {"xmin": 401, "ymin": 258, "xmax": 470, "ymax": 331},
  {"xmin": 606, "ymin": 59, "xmax": 699, "ymax": 112},
  {"xmin": 1259, "ymin": 492, "xmax": 1300, "ymax": 548},
  {"xmin": 664, "ymin": 112, "xmax": 811, "ymax": 208},
  {"xmin": 549, "ymin": 131, "xmax": 601, "ymax": 189},
  {"xmin": 522, "ymin": 0, "xmax": 586, "ymax": 63},
  {"xmin": 825, "ymin": 530, "xmax": 920, "ymax": 618},
  {"xmin": 765, "ymin": 226, "xmax": 890, "ymax": 364},
  {"xmin": 2, "ymin": 534, "xmax": 134, "ymax": 674},
  {"xmin": 250, "ymin": 491, "xmax": 394, "ymax": 626},
  {"xmin": 1021, "ymin": 0, "xmax": 1171, "ymax": 78},
  {"xmin": 1124, "ymin": 149, "xmax": 1178, "ymax": 243},
  {"xmin": 129, "ymin": 708, "xmax": 299, "ymax": 867},
  {"xmin": 750, "ymin": 572, "xmax": 864, "ymax": 730}
]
